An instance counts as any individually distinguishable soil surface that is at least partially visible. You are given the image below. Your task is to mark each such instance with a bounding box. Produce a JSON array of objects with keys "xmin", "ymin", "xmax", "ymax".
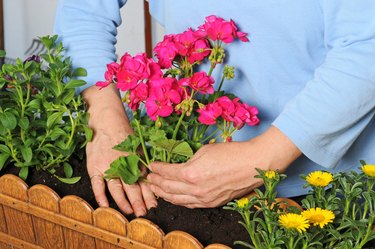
[{"xmin": 2, "ymin": 156, "xmax": 375, "ymax": 249}]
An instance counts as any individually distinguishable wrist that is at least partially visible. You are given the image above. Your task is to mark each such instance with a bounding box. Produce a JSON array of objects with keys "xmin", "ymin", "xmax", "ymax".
[{"xmin": 247, "ymin": 126, "xmax": 301, "ymax": 172}]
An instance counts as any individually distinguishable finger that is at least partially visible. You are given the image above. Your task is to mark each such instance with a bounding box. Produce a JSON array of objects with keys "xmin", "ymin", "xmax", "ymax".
[
  {"xmin": 139, "ymin": 180, "xmax": 158, "ymax": 210},
  {"xmin": 147, "ymin": 172, "xmax": 193, "ymax": 195},
  {"xmin": 150, "ymin": 184, "xmax": 200, "ymax": 207},
  {"xmin": 90, "ymin": 175, "xmax": 109, "ymax": 207},
  {"xmin": 107, "ymin": 179, "xmax": 133, "ymax": 214},
  {"xmin": 149, "ymin": 161, "xmax": 184, "ymax": 181},
  {"xmin": 122, "ymin": 182, "xmax": 147, "ymax": 217}
]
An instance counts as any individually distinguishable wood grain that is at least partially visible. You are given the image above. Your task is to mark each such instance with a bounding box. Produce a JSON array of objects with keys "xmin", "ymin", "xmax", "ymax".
[
  {"xmin": 128, "ymin": 218, "xmax": 163, "ymax": 248},
  {"xmin": 164, "ymin": 231, "xmax": 203, "ymax": 249}
]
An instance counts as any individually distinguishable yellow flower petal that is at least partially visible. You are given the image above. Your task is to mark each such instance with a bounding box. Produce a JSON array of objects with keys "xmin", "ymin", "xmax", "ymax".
[
  {"xmin": 279, "ymin": 213, "xmax": 310, "ymax": 233},
  {"xmin": 362, "ymin": 164, "xmax": 375, "ymax": 178},
  {"xmin": 265, "ymin": 170, "xmax": 276, "ymax": 179},
  {"xmin": 302, "ymin": 207, "xmax": 335, "ymax": 228},
  {"xmin": 306, "ymin": 171, "xmax": 333, "ymax": 187},
  {"xmin": 237, "ymin": 197, "xmax": 249, "ymax": 208}
]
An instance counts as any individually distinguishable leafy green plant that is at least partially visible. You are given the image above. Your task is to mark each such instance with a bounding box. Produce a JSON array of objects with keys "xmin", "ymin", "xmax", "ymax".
[
  {"xmin": 0, "ymin": 35, "xmax": 92, "ymax": 184},
  {"xmin": 225, "ymin": 162, "xmax": 375, "ymax": 249}
]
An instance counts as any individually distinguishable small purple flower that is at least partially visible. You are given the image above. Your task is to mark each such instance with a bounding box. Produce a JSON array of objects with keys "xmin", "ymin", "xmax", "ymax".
[{"xmin": 24, "ymin": 55, "xmax": 41, "ymax": 64}]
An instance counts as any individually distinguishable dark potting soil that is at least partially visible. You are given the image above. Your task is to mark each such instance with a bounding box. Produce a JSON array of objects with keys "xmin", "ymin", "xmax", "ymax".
[
  {"xmin": 2, "ymin": 156, "xmax": 375, "ymax": 249},
  {"xmin": 1, "ymin": 156, "xmax": 249, "ymax": 248}
]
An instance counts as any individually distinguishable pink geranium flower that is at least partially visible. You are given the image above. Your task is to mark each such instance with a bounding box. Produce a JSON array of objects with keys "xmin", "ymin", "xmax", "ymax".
[
  {"xmin": 145, "ymin": 77, "xmax": 182, "ymax": 120},
  {"xmin": 179, "ymin": 72, "xmax": 215, "ymax": 94},
  {"xmin": 197, "ymin": 102, "xmax": 222, "ymax": 125},
  {"xmin": 198, "ymin": 15, "xmax": 249, "ymax": 43},
  {"xmin": 153, "ymin": 34, "xmax": 178, "ymax": 69},
  {"xmin": 95, "ymin": 62, "xmax": 119, "ymax": 89},
  {"xmin": 128, "ymin": 82, "xmax": 149, "ymax": 111},
  {"xmin": 216, "ymin": 96, "xmax": 236, "ymax": 122}
]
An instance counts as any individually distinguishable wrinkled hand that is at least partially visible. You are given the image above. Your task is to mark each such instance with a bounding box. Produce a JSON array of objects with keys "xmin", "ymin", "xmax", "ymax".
[
  {"xmin": 83, "ymin": 85, "xmax": 157, "ymax": 216},
  {"xmin": 147, "ymin": 126, "xmax": 301, "ymax": 208}
]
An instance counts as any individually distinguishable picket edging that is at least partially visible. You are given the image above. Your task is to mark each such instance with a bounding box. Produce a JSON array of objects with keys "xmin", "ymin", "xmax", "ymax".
[{"xmin": 0, "ymin": 174, "xmax": 231, "ymax": 249}]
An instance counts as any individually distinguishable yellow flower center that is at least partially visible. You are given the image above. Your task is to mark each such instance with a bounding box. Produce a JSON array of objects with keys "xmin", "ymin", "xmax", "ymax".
[{"xmin": 306, "ymin": 171, "xmax": 333, "ymax": 187}]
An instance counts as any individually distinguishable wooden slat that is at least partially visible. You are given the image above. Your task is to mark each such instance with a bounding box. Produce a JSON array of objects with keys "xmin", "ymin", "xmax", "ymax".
[
  {"xmin": 29, "ymin": 185, "xmax": 65, "ymax": 249},
  {"xmin": 0, "ymin": 193, "xmax": 154, "ymax": 249},
  {"xmin": 0, "ymin": 242, "xmax": 10, "ymax": 249},
  {"xmin": 0, "ymin": 175, "xmax": 35, "ymax": 244},
  {"xmin": 0, "ymin": 232, "xmax": 41, "ymax": 249},
  {"xmin": 164, "ymin": 231, "xmax": 203, "ymax": 249},
  {"xmin": 0, "ymin": 205, "xmax": 6, "ymax": 233},
  {"xmin": 204, "ymin": 244, "xmax": 232, "ymax": 249},
  {"xmin": 143, "ymin": 0, "xmax": 152, "ymax": 57},
  {"xmin": 128, "ymin": 218, "xmax": 163, "ymax": 249},
  {"xmin": 93, "ymin": 207, "xmax": 128, "ymax": 249},
  {"xmin": 60, "ymin": 196, "xmax": 95, "ymax": 249}
]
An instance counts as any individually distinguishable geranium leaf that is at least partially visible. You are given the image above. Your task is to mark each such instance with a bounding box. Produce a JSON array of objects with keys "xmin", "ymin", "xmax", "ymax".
[
  {"xmin": 171, "ymin": 141, "xmax": 194, "ymax": 158},
  {"xmin": 0, "ymin": 144, "xmax": 10, "ymax": 154},
  {"xmin": 104, "ymin": 155, "xmax": 141, "ymax": 185},
  {"xmin": 113, "ymin": 134, "xmax": 140, "ymax": 153}
]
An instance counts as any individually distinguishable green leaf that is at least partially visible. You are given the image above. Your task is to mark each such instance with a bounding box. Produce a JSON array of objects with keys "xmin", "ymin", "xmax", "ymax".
[
  {"xmin": 64, "ymin": 79, "xmax": 86, "ymax": 90},
  {"xmin": 360, "ymin": 160, "xmax": 367, "ymax": 166},
  {"xmin": 151, "ymin": 139, "xmax": 193, "ymax": 159},
  {"xmin": 0, "ymin": 153, "xmax": 10, "ymax": 171},
  {"xmin": 0, "ymin": 112, "xmax": 17, "ymax": 130},
  {"xmin": 172, "ymin": 141, "xmax": 194, "ymax": 158},
  {"xmin": 20, "ymin": 145, "xmax": 33, "ymax": 162},
  {"xmin": 62, "ymin": 89, "xmax": 75, "ymax": 105},
  {"xmin": 19, "ymin": 167, "xmax": 29, "ymax": 180},
  {"xmin": 104, "ymin": 155, "xmax": 141, "ymax": 185},
  {"xmin": 0, "ymin": 144, "xmax": 10, "ymax": 154},
  {"xmin": 63, "ymin": 162, "xmax": 73, "ymax": 178},
  {"xmin": 55, "ymin": 175, "xmax": 81, "ymax": 184},
  {"xmin": 113, "ymin": 134, "xmax": 140, "ymax": 153},
  {"xmin": 49, "ymin": 127, "xmax": 67, "ymax": 140},
  {"xmin": 47, "ymin": 112, "xmax": 62, "ymax": 128},
  {"xmin": 72, "ymin": 67, "xmax": 87, "ymax": 77},
  {"xmin": 18, "ymin": 117, "xmax": 29, "ymax": 130},
  {"xmin": 27, "ymin": 99, "xmax": 41, "ymax": 110},
  {"xmin": 0, "ymin": 50, "xmax": 6, "ymax": 57}
]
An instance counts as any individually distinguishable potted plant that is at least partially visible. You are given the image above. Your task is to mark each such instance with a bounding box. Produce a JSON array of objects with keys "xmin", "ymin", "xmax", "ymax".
[{"xmin": 0, "ymin": 35, "xmax": 91, "ymax": 183}]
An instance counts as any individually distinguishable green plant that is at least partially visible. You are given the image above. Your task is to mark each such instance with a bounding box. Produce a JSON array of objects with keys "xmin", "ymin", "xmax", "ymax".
[
  {"xmin": 0, "ymin": 35, "xmax": 92, "ymax": 184},
  {"xmin": 225, "ymin": 162, "xmax": 375, "ymax": 249}
]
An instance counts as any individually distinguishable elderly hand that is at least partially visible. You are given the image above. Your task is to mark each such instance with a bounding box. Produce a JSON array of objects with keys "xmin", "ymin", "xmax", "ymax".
[
  {"xmin": 83, "ymin": 84, "xmax": 157, "ymax": 216},
  {"xmin": 147, "ymin": 126, "xmax": 301, "ymax": 208}
]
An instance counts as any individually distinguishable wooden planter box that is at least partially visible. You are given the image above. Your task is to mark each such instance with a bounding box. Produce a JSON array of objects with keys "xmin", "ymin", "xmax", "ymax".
[{"xmin": 0, "ymin": 174, "xmax": 230, "ymax": 249}]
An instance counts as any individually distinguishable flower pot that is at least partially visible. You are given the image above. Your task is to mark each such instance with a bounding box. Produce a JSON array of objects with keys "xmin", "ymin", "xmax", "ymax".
[{"xmin": 0, "ymin": 174, "xmax": 231, "ymax": 249}]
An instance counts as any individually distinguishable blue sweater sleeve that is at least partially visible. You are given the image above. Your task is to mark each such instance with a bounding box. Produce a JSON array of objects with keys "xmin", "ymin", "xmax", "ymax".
[
  {"xmin": 54, "ymin": 0, "xmax": 127, "ymax": 92},
  {"xmin": 273, "ymin": 1, "xmax": 375, "ymax": 168}
]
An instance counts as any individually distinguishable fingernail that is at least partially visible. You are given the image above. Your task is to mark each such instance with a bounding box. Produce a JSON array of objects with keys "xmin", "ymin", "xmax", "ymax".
[
  {"xmin": 136, "ymin": 208, "xmax": 147, "ymax": 217},
  {"xmin": 148, "ymin": 202, "xmax": 157, "ymax": 209}
]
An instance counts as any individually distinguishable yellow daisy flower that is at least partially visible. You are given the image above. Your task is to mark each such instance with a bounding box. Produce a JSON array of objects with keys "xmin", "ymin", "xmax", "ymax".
[
  {"xmin": 279, "ymin": 213, "xmax": 310, "ymax": 233},
  {"xmin": 265, "ymin": 170, "xmax": 276, "ymax": 179},
  {"xmin": 306, "ymin": 171, "xmax": 333, "ymax": 187},
  {"xmin": 362, "ymin": 164, "xmax": 375, "ymax": 178},
  {"xmin": 237, "ymin": 197, "xmax": 249, "ymax": 208},
  {"xmin": 302, "ymin": 207, "xmax": 335, "ymax": 228}
]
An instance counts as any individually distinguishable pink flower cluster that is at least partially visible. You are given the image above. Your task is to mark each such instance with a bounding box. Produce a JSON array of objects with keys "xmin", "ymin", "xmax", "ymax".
[
  {"xmin": 197, "ymin": 96, "xmax": 259, "ymax": 129},
  {"xmin": 96, "ymin": 15, "xmax": 259, "ymax": 133}
]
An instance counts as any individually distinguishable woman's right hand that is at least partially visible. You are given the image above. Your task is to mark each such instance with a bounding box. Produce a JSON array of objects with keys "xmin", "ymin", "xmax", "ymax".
[{"xmin": 82, "ymin": 84, "xmax": 157, "ymax": 217}]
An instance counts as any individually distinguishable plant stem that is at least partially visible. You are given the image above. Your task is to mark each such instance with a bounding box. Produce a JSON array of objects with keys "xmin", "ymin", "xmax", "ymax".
[
  {"xmin": 134, "ymin": 119, "xmax": 150, "ymax": 165},
  {"xmin": 172, "ymin": 111, "xmax": 186, "ymax": 140}
]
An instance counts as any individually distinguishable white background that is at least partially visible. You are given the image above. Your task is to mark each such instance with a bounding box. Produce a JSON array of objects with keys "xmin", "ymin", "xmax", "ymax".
[{"xmin": 3, "ymin": 0, "xmax": 164, "ymax": 60}]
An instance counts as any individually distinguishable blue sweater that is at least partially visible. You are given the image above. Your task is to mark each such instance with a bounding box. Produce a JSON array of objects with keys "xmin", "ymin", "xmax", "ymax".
[{"xmin": 55, "ymin": 0, "xmax": 375, "ymax": 197}]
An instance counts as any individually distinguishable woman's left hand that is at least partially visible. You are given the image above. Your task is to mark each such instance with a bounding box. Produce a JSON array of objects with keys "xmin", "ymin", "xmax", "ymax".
[{"xmin": 147, "ymin": 126, "xmax": 301, "ymax": 208}]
